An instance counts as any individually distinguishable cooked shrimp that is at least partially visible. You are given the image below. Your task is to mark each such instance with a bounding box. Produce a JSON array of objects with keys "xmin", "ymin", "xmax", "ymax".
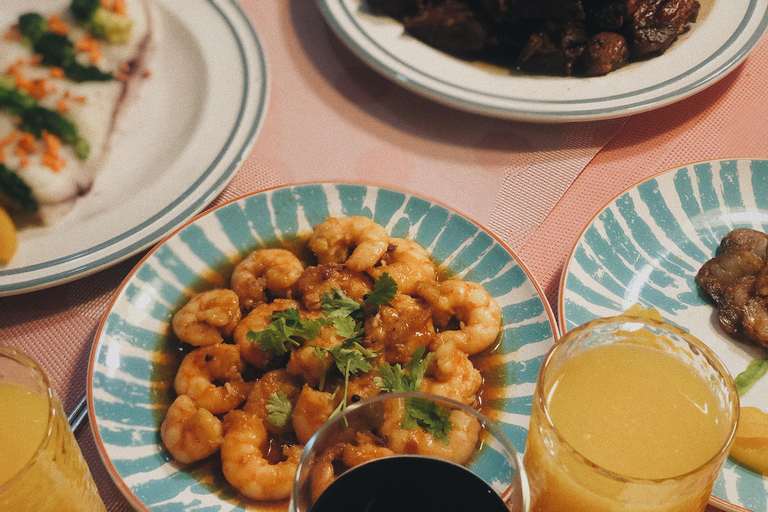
[
  {"xmin": 365, "ymin": 293, "xmax": 435, "ymax": 364},
  {"xmin": 174, "ymin": 343, "xmax": 250, "ymax": 415},
  {"xmin": 421, "ymin": 341, "xmax": 482, "ymax": 405},
  {"xmin": 292, "ymin": 386, "xmax": 339, "ymax": 445},
  {"xmin": 297, "ymin": 264, "xmax": 373, "ymax": 311},
  {"xmin": 221, "ymin": 410, "xmax": 302, "ymax": 501},
  {"xmin": 233, "ymin": 299, "xmax": 302, "ymax": 369},
  {"xmin": 172, "ymin": 289, "xmax": 241, "ymax": 346},
  {"xmin": 161, "ymin": 395, "xmax": 224, "ymax": 464},
  {"xmin": 368, "ymin": 238, "xmax": 437, "ymax": 295},
  {"xmin": 310, "ymin": 443, "xmax": 345, "ymax": 502},
  {"xmin": 380, "ymin": 398, "xmax": 481, "ymax": 465},
  {"xmin": 286, "ymin": 320, "xmax": 344, "ymax": 388},
  {"xmin": 243, "ymin": 369, "xmax": 303, "ymax": 435},
  {"xmin": 342, "ymin": 430, "xmax": 395, "ymax": 468},
  {"xmin": 230, "ymin": 248, "xmax": 304, "ymax": 309},
  {"xmin": 416, "ymin": 279, "xmax": 502, "ymax": 355},
  {"xmin": 308, "ymin": 216, "xmax": 389, "ymax": 272}
]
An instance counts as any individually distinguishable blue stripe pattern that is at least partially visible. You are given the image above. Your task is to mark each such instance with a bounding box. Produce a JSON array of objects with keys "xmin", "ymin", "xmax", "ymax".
[{"xmin": 91, "ymin": 183, "xmax": 556, "ymax": 511}]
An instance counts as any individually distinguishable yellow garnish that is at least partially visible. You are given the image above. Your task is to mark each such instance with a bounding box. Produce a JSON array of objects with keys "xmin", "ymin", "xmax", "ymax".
[
  {"xmin": 730, "ymin": 407, "xmax": 768, "ymax": 475},
  {"xmin": 0, "ymin": 206, "xmax": 18, "ymax": 263},
  {"xmin": 621, "ymin": 303, "xmax": 664, "ymax": 322}
]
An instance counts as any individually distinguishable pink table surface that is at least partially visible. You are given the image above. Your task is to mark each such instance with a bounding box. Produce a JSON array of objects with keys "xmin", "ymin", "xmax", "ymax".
[{"xmin": 3, "ymin": 0, "xmax": 768, "ymax": 510}]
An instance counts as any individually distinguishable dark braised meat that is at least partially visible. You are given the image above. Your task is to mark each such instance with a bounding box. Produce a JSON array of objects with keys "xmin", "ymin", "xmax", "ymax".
[
  {"xmin": 697, "ymin": 228, "xmax": 768, "ymax": 350},
  {"xmin": 404, "ymin": 0, "xmax": 493, "ymax": 54},
  {"xmin": 582, "ymin": 31, "xmax": 628, "ymax": 75},
  {"xmin": 517, "ymin": 21, "xmax": 588, "ymax": 76},
  {"xmin": 626, "ymin": 0, "xmax": 700, "ymax": 57},
  {"xmin": 367, "ymin": 0, "xmax": 699, "ymax": 76}
]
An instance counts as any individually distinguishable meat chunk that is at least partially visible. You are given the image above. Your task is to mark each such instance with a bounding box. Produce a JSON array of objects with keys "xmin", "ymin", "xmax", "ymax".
[
  {"xmin": 404, "ymin": 0, "xmax": 492, "ymax": 54},
  {"xmin": 517, "ymin": 21, "xmax": 588, "ymax": 76},
  {"xmin": 742, "ymin": 297, "xmax": 768, "ymax": 349},
  {"xmin": 626, "ymin": 0, "xmax": 700, "ymax": 57},
  {"xmin": 719, "ymin": 228, "xmax": 768, "ymax": 260},
  {"xmin": 582, "ymin": 31, "xmax": 628, "ymax": 75},
  {"xmin": 368, "ymin": 0, "xmax": 424, "ymax": 19},
  {"xmin": 696, "ymin": 251, "xmax": 765, "ymax": 304},
  {"xmin": 718, "ymin": 275, "xmax": 756, "ymax": 334}
]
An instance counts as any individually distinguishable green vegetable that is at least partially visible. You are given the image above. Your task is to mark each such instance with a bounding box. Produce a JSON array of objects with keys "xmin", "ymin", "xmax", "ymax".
[
  {"xmin": 17, "ymin": 13, "xmax": 48, "ymax": 43},
  {"xmin": 375, "ymin": 347, "xmax": 452, "ymax": 443},
  {"xmin": 90, "ymin": 7, "xmax": 133, "ymax": 44},
  {"xmin": 266, "ymin": 391, "xmax": 293, "ymax": 428},
  {"xmin": 70, "ymin": 0, "xmax": 100, "ymax": 21},
  {"xmin": 0, "ymin": 164, "xmax": 38, "ymax": 212},
  {"xmin": 32, "ymin": 32, "xmax": 113, "ymax": 82},
  {"xmin": 246, "ymin": 308, "xmax": 327, "ymax": 356},
  {"xmin": 734, "ymin": 358, "xmax": 768, "ymax": 396},
  {"xmin": 0, "ymin": 77, "xmax": 90, "ymax": 159}
]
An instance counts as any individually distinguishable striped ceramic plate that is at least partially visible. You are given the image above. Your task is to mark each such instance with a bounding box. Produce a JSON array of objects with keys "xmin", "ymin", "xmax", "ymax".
[
  {"xmin": 560, "ymin": 158, "xmax": 768, "ymax": 512},
  {"xmin": 88, "ymin": 183, "xmax": 557, "ymax": 511}
]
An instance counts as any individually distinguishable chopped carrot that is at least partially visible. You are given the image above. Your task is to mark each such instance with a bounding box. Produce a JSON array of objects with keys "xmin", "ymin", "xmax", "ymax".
[
  {"xmin": 0, "ymin": 131, "xmax": 21, "ymax": 148},
  {"xmin": 29, "ymin": 54, "xmax": 43, "ymax": 66},
  {"xmin": 16, "ymin": 133, "xmax": 37, "ymax": 157},
  {"xmin": 120, "ymin": 62, "xmax": 131, "ymax": 73},
  {"xmin": 27, "ymin": 78, "xmax": 51, "ymax": 100},
  {"xmin": 50, "ymin": 66, "xmax": 66, "ymax": 79},
  {"xmin": 100, "ymin": 0, "xmax": 110, "ymax": 7},
  {"xmin": 19, "ymin": 157, "xmax": 29, "ymax": 167},
  {"xmin": 41, "ymin": 131, "xmax": 62, "ymax": 154},
  {"xmin": 3, "ymin": 27, "xmax": 22, "ymax": 41},
  {"xmin": 42, "ymin": 153, "xmax": 66, "ymax": 172},
  {"xmin": 113, "ymin": 0, "xmax": 128, "ymax": 16},
  {"xmin": 47, "ymin": 14, "xmax": 70, "ymax": 35},
  {"xmin": 75, "ymin": 35, "xmax": 102, "ymax": 65},
  {"xmin": 56, "ymin": 98, "xmax": 68, "ymax": 114},
  {"xmin": 115, "ymin": 71, "xmax": 128, "ymax": 81}
]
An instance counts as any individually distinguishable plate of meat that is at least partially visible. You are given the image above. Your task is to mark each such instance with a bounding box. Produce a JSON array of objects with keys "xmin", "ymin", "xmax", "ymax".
[
  {"xmin": 317, "ymin": 0, "xmax": 768, "ymax": 122},
  {"xmin": 0, "ymin": 0, "xmax": 268, "ymax": 295},
  {"xmin": 88, "ymin": 183, "xmax": 558, "ymax": 510},
  {"xmin": 560, "ymin": 158, "xmax": 768, "ymax": 512}
]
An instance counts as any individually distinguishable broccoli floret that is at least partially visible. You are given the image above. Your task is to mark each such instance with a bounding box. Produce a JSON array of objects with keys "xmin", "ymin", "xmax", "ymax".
[
  {"xmin": 90, "ymin": 7, "xmax": 133, "ymax": 44},
  {"xmin": 30, "ymin": 32, "xmax": 113, "ymax": 82},
  {"xmin": 70, "ymin": 0, "xmax": 100, "ymax": 22},
  {"xmin": 17, "ymin": 12, "xmax": 48, "ymax": 43},
  {"xmin": 0, "ymin": 164, "xmax": 38, "ymax": 212}
]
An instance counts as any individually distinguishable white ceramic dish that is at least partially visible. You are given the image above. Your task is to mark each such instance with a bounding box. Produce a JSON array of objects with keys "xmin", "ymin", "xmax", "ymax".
[
  {"xmin": 318, "ymin": 0, "xmax": 768, "ymax": 122},
  {"xmin": 0, "ymin": 0, "xmax": 268, "ymax": 296},
  {"xmin": 88, "ymin": 183, "xmax": 557, "ymax": 511},
  {"xmin": 560, "ymin": 158, "xmax": 768, "ymax": 512}
]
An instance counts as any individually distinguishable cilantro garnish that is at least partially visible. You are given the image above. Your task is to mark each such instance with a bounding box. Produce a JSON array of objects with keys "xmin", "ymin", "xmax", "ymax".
[
  {"xmin": 374, "ymin": 346, "xmax": 452, "ymax": 443},
  {"xmin": 246, "ymin": 308, "xmax": 326, "ymax": 355},
  {"xmin": 364, "ymin": 272, "xmax": 397, "ymax": 314},
  {"xmin": 266, "ymin": 391, "xmax": 292, "ymax": 428}
]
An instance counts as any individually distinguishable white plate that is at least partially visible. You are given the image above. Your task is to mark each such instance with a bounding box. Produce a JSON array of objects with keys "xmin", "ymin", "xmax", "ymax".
[
  {"xmin": 88, "ymin": 183, "xmax": 557, "ymax": 511},
  {"xmin": 0, "ymin": 0, "xmax": 268, "ymax": 296},
  {"xmin": 318, "ymin": 0, "xmax": 768, "ymax": 122},
  {"xmin": 560, "ymin": 158, "xmax": 768, "ymax": 512}
]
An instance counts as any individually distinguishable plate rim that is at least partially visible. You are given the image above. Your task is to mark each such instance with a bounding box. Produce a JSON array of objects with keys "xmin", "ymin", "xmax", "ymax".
[
  {"xmin": 87, "ymin": 181, "xmax": 558, "ymax": 511},
  {"xmin": 317, "ymin": 0, "xmax": 768, "ymax": 122},
  {"xmin": 557, "ymin": 156, "xmax": 768, "ymax": 512},
  {"xmin": 0, "ymin": 0, "xmax": 269, "ymax": 297}
]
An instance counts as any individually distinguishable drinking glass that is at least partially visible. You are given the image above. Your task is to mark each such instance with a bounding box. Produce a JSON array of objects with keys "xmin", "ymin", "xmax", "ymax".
[
  {"xmin": 524, "ymin": 316, "xmax": 740, "ymax": 512},
  {"xmin": 0, "ymin": 346, "xmax": 106, "ymax": 512},
  {"xmin": 290, "ymin": 391, "xmax": 530, "ymax": 512}
]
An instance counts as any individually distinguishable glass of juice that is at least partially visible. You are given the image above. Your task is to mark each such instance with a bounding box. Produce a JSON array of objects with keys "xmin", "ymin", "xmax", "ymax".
[
  {"xmin": 290, "ymin": 391, "xmax": 530, "ymax": 512},
  {"xmin": 0, "ymin": 346, "xmax": 106, "ymax": 512},
  {"xmin": 524, "ymin": 316, "xmax": 740, "ymax": 512}
]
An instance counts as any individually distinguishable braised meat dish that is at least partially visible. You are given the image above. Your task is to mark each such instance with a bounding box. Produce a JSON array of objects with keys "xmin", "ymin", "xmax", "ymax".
[
  {"xmin": 368, "ymin": 0, "xmax": 700, "ymax": 76},
  {"xmin": 696, "ymin": 228, "xmax": 768, "ymax": 350}
]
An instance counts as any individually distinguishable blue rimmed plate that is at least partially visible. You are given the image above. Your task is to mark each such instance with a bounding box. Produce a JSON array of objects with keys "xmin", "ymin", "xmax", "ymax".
[
  {"xmin": 0, "ymin": 0, "xmax": 268, "ymax": 296},
  {"xmin": 88, "ymin": 183, "xmax": 557, "ymax": 511},
  {"xmin": 318, "ymin": 0, "xmax": 768, "ymax": 122},
  {"xmin": 560, "ymin": 158, "xmax": 768, "ymax": 512}
]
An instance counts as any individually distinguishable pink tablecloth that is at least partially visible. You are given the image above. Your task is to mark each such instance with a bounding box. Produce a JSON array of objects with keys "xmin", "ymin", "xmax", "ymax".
[{"xmin": 2, "ymin": 0, "xmax": 768, "ymax": 510}]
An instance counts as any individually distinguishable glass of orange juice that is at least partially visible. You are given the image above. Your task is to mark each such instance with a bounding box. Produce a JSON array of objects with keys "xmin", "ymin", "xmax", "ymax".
[
  {"xmin": 524, "ymin": 316, "xmax": 739, "ymax": 512},
  {"xmin": 0, "ymin": 346, "xmax": 106, "ymax": 512}
]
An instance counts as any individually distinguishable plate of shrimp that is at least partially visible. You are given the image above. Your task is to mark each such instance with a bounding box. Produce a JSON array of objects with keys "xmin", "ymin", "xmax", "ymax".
[{"xmin": 88, "ymin": 183, "xmax": 557, "ymax": 511}]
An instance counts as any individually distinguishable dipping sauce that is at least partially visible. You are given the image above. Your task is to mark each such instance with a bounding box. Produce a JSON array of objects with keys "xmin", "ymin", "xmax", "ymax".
[{"xmin": 0, "ymin": 382, "xmax": 49, "ymax": 485}]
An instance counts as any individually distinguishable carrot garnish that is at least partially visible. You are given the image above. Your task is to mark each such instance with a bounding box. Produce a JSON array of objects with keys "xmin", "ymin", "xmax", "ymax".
[
  {"xmin": 3, "ymin": 27, "xmax": 22, "ymax": 41},
  {"xmin": 113, "ymin": 0, "xmax": 128, "ymax": 16},
  {"xmin": 47, "ymin": 14, "xmax": 70, "ymax": 35},
  {"xmin": 50, "ymin": 66, "xmax": 66, "ymax": 79},
  {"xmin": 75, "ymin": 34, "xmax": 102, "ymax": 65}
]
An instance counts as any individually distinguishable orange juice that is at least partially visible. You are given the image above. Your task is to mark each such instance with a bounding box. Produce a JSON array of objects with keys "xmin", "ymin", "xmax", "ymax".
[
  {"xmin": 0, "ymin": 348, "xmax": 106, "ymax": 512},
  {"xmin": 0, "ymin": 382, "xmax": 49, "ymax": 484},
  {"xmin": 524, "ymin": 318, "xmax": 739, "ymax": 512}
]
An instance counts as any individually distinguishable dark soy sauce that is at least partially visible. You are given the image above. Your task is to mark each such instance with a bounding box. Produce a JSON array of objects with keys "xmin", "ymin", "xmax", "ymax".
[{"xmin": 309, "ymin": 455, "xmax": 509, "ymax": 512}]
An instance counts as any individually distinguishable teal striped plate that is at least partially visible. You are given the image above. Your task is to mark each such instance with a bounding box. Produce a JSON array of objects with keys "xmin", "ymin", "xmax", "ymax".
[
  {"xmin": 88, "ymin": 183, "xmax": 556, "ymax": 511},
  {"xmin": 560, "ymin": 158, "xmax": 768, "ymax": 512}
]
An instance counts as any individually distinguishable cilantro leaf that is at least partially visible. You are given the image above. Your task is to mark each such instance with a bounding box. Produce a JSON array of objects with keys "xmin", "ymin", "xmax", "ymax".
[
  {"xmin": 374, "ymin": 345, "xmax": 432, "ymax": 392},
  {"xmin": 266, "ymin": 391, "xmax": 292, "ymax": 428},
  {"xmin": 328, "ymin": 339, "xmax": 377, "ymax": 376},
  {"xmin": 245, "ymin": 308, "xmax": 326, "ymax": 355},
  {"xmin": 363, "ymin": 272, "xmax": 397, "ymax": 313},
  {"xmin": 321, "ymin": 289, "xmax": 363, "ymax": 321},
  {"xmin": 406, "ymin": 397, "xmax": 452, "ymax": 443},
  {"xmin": 331, "ymin": 315, "xmax": 364, "ymax": 340}
]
